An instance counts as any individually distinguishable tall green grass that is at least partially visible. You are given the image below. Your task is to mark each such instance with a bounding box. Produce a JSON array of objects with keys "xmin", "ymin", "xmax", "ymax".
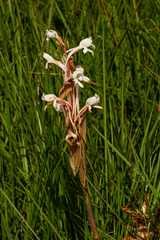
[{"xmin": 1, "ymin": 0, "xmax": 160, "ymax": 239}]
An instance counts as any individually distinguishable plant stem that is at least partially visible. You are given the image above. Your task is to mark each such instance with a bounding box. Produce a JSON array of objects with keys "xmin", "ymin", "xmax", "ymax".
[
  {"xmin": 78, "ymin": 123, "xmax": 100, "ymax": 239},
  {"xmin": 81, "ymin": 185, "xmax": 100, "ymax": 240}
]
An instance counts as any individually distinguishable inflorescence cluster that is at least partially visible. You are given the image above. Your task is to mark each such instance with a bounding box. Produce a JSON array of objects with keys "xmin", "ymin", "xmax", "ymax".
[{"xmin": 41, "ymin": 30, "xmax": 103, "ymax": 150}]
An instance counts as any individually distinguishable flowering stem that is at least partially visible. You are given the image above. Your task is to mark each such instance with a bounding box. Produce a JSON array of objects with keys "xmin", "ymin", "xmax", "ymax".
[
  {"xmin": 42, "ymin": 31, "xmax": 102, "ymax": 239},
  {"xmin": 62, "ymin": 44, "xmax": 68, "ymax": 59}
]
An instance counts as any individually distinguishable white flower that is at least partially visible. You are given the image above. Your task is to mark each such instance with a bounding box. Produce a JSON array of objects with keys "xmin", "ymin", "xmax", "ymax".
[
  {"xmin": 79, "ymin": 37, "xmax": 95, "ymax": 55},
  {"xmin": 42, "ymin": 93, "xmax": 57, "ymax": 102},
  {"xmin": 72, "ymin": 70, "xmax": 83, "ymax": 88},
  {"xmin": 72, "ymin": 66, "xmax": 90, "ymax": 88},
  {"xmin": 42, "ymin": 93, "xmax": 72, "ymax": 112},
  {"xmin": 86, "ymin": 94, "xmax": 103, "ymax": 112},
  {"xmin": 65, "ymin": 37, "xmax": 95, "ymax": 79},
  {"xmin": 66, "ymin": 132, "xmax": 77, "ymax": 146},
  {"xmin": 73, "ymin": 78, "xmax": 84, "ymax": 88},
  {"xmin": 42, "ymin": 52, "xmax": 65, "ymax": 71},
  {"xmin": 86, "ymin": 94, "xmax": 99, "ymax": 105},
  {"xmin": 45, "ymin": 30, "xmax": 58, "ymax": 41},
  {"xmin": 76, "ymin": 94, "xmax": 103, "ymax": 121},
  {"xmin": 42, "ymin": 93, "xmax": 57, "ymax": 111},
  {"xmin": 53, "ymin": 100, "xmax": 64, "ymax": 112},
  {"xmin": 67, "ymin": 37, "xmax": 95, "ymax": 56}
]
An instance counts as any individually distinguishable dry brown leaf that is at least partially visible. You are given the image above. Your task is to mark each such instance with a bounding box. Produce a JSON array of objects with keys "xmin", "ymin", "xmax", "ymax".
[
  {"xmin": 122, "ymin": 236, "xmax": 134, "ymax": 240},
  {"xmin": 69, "ymin": 144, "xmax": 81, "ymax": 177},
  {"xmin": 78, "ymin": 118, "xmax": 87, "ymax": 187},
  {"xmin": 79, "ymin": 117, "xmax": 87, "ymax": 144},
  {"xmin": 59, "ymin": 82, "xmax": 74, "ymax": 99},
  {"xmin": 121, "ymin": 194, "xmax": 159, "ymax": 240}
]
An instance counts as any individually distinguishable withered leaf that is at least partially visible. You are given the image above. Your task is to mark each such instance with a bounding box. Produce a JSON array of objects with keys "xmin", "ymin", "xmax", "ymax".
[
  {"xmin": 79, "ymin": 117, "xmax": 87, "ymax": 144},
  {"xmin": 79, "ymin": 142, "xmax": 86, "ymax": 187},
  {"xmin": 69, "ymin": 145, "xmax": 81, "ymax": 177},
  {"xmin": 64, "ymin": 109, "xmax": 70, "ymax": 134},
  {"xmin": 59, "ymin": 82, "xmax": 74, "ymax": 99},
  {"xmin": 78, "ymin": 118, "xmax": 87, "ymax": 187},
  {"xmin": 121, "ymin": 200, "xmax": 159, "ymax": 240}
]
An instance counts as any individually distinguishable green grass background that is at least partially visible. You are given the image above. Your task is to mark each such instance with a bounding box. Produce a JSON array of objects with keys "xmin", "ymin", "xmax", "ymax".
[{"xmin": 1, "ymin": 0, "xmax": 160, "ymax": 239}]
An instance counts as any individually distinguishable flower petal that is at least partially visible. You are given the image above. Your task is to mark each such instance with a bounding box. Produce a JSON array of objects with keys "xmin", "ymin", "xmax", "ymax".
[
  {"xmin": 79, "ymin": 37, "xmax": 93, "ymax": 48},
  {"xmin": 42, "ymin": 52, "xmax": 66, "ymax": 71},
  {"xmin": 76, "ymin": 66, "xmax": 84, "ymax": 73},
  {"xmin": 83, "ymin": 48, "xmax": 94, "ymax": 56},
  {"xmin": 93, "ymin": 105, "xmax": 103, "ymax": 110},
  {"xmin": 42, "ymin": 93, "xmax": 57, "ymax": 102},
  {"xmin": 83, "ymin": 76, "xmax": 90, "ymax": 83},
  {"xmin": 86, "ymin": 94, "xmax": 100, "ymax": 106},
  {"xmin": 77, "ymin": 80, "xmax": 84, "ymax": 88},
  {"xmin": 43, "ymin": 53, "xmax": 55, "ymax": 63}
]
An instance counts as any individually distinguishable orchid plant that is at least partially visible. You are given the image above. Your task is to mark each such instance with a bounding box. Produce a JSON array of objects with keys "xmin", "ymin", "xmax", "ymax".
[{"xmin": 41, "ymin": 29, "xmax": 102, "ymax": 240}]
